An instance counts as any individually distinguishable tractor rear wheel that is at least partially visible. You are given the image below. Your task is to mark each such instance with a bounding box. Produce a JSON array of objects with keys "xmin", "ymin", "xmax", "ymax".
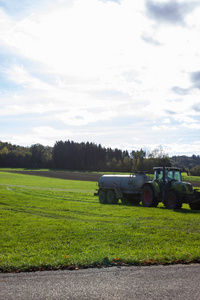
[
  {"xmin": 106, "ymin": 190, "xmax": 118, "ymax": 204},
  {"xmin": 141, "ymin": 185, "xmax": 158, "ymax": 207},
  {"xmin": 165, "ymin": 191, "xmax": 182, "ymax": 209},
  {"xmin": 99, "ymin": 190, "xmax": 107, "ymax": 204}
]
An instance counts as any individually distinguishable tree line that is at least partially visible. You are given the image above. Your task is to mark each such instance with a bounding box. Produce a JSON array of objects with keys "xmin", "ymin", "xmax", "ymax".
[
  {"xmin": 0, "ymin": 140, "xmax": 199, "ymax": 175},
  {"xmin": 171, "ymin": 155, "xmax": 200, "ymax": 176},
  {"xmin": 0, "ymin": 142, "xmax": 52, "ymax": 169}
]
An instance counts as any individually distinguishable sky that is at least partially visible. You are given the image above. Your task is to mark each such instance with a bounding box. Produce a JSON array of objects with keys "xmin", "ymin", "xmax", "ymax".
[{"xmin": 0, "ymin": 0, "xmax": 200, "ymax": 156}]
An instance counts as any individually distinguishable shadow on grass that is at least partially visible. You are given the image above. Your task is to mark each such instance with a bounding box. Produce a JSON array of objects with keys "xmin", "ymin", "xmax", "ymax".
[
  {"xmin": 117, "ymin": 202, "xmax": 200, "ymax": 213},
  {"xmin": 158, "ymin": 206, "xmax": 200, "ymax": 214}
]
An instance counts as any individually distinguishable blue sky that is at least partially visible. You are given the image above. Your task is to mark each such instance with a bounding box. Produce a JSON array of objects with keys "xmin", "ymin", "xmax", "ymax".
[{"xmin": 0, "ymin": 0, "xmax": 200, "ymax": 156}]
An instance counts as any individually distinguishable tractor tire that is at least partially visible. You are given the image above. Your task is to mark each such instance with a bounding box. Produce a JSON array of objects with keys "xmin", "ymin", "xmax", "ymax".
[
  {"xmin": 106, "ymin": 190, "xmax": 118, "ymax": 204},
  {"xmin": 189, "ymin": 202, "xmax": 200, "ymax": 210},
  {"xmin": 165, "ymin": 191, "xmax": 182, "ymax": 209},
  {"xmin": 99, "ymin": 190, "xmax": 107, "ymax": 204},
  {"xmin": 141, "ymin": 185, "xmax": 158, "ymax": 207}
]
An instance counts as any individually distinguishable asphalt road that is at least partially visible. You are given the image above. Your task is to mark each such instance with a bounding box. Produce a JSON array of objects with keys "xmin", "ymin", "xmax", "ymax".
[{"xmin": 0, "ymin": 264, "xmax": 200, "ymax": 300}]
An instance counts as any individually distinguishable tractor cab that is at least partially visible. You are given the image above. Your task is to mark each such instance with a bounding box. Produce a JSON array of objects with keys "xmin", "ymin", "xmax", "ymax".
[
  {"xmin": 153, "ymin": 167, "xmax": 184, "ymax": 207},
  {"xmin": 154, "ymin": 167, "xmax": 182, "ymax": 185}
]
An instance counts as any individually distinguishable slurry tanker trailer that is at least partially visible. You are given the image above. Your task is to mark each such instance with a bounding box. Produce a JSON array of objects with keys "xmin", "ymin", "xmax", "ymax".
[{"xmin": 94, "ymin": 167, "xmax": 200, "ymax": 210}]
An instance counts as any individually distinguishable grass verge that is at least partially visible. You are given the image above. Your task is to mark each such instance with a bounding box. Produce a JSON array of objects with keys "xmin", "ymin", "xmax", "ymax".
[{"xmin": 0, "ymin": 171, "xmax": 200, "ymax": 272}]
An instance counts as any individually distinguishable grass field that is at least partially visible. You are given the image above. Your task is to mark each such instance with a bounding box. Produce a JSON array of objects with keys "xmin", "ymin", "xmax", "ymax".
[{"xmin": 0, "ymin": 171, "xmax": 200, "ymax": 272}]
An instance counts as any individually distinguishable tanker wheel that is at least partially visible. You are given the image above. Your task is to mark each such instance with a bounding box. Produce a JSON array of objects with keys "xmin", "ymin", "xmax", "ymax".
[
  {"xmin": 189, "ymin": 202, "xmax": 200, "ymax": 210},
  {"xmin": 165, "ymin": 191, "xmax": 182, "ymax": 209},
  {"xmin": 141, "ymin": 185, "xmax": 158, "ymax": 207},
  {"xmin": 99, "ymin": 190, "xmax": 107, "ymax": 204},
  {"xmin": 106, "ymin": 190, "xmax": 118, "ymax": 204}
]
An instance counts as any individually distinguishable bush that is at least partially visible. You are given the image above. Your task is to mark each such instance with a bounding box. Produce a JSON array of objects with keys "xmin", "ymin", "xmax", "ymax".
[{"xmin": 190, "ymin": 165, "xmax": 200, "ymax": 176}]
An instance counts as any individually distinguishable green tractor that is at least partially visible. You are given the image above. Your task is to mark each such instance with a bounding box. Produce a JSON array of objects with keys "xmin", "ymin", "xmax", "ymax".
[{"xmin": 141, "ymin": 167, "xmax": 200, "ymax": 210}]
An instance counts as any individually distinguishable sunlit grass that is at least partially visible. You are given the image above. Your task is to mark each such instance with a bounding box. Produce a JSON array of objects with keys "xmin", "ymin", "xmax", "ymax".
[{"xmin": 0, "ymin": 171, "xmax": 200, "ymax": 272}]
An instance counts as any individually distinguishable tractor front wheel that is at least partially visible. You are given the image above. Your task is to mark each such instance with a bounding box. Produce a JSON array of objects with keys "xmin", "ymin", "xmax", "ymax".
[
  {"xmin": 165, "ymin": 191, "xmax": 182, "ymax": 209},
  {"xmin": 141, "ymin": 185, "xmax": 158, "ymax": 207},
  {"xmin": 190, "ymin": 191, "xmax": 200, "ymax": 210}
]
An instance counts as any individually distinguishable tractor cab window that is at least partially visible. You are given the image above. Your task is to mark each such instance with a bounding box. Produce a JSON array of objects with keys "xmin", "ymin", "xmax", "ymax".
[
  {"xmin": 173, "ymin": 171, "xmax": 181, "ymax": 182},
  {"xmin": 165, "ymin": 171, "xmax": 173, "ymax": 182},
  {"xmin": 154, "ymin": 169, "xmax": 163, "ymax": 182},
  {"xmin": 165, "ymin": 170, "xmax": 181, "ymax": 183}
]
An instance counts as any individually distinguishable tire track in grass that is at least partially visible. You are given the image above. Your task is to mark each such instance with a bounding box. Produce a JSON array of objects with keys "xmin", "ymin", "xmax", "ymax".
[
  {"xmin": 0, "ymin": 183, "xmax": 92, "ymax": 193},
  {"xmin": 0, "ymin": 206, "xmax": 122, "ymax": 224}
]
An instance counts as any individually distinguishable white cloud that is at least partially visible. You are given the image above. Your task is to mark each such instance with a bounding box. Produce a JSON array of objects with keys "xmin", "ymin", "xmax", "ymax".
[
  {"xmin": 181, "ymin": 122, "xmax": 200, "ymax": 130},
  {"xmin": 32, "ymin": 126, "xmax": 73, "ymax": 139},
  {"xmin": 55, "ymin": 109, "xmax": 118, "ymax": 126},
  {"xmin": 0, "ymin": 0, "xmax": 200, "ymax": 155},
  {"xmin": 0, "ymin": 9, "xmax": 15, "ymax": 37},
  {"xmin": 163, "ymin": 141, "xmax": 200, "ymax": 157},
  {"xmin": 9, "ymin": 126, "xmax": 74, "ymax": 147},
  {"xmin": 163, "ymin": 118, "xmax": 171, "ymax": 124},
  {"xmin": 152, "ymin": 125, "xmax": 178, "ymax": 131}
]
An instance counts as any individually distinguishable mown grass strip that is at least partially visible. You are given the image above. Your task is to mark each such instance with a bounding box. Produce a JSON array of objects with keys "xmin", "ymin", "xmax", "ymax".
[{"xmin": 0, "ymin": 171, "xmax": 200, "ymax": 272}]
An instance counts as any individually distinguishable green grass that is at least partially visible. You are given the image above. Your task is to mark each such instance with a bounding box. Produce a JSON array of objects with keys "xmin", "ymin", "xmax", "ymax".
[{"xmin": 0, "ymin": 171, "xmax": 200, "ymax": 272}]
